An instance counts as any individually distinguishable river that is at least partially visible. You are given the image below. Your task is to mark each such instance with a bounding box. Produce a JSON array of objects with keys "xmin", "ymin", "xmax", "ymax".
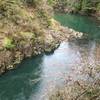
[{"xmin": 0, "ymin": 14, "xmax": 100, "ymax": 100}]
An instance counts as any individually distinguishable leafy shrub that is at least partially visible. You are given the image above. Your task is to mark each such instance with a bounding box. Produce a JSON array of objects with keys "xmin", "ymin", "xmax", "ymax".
[
  {"xmin": 73, "ymin": 2, "xmax": 81, "ymax": 11},
  {"xmin": 20, "ymin": 32, "xmax": 35, "ymax": 39},
  {"xmin": 0, "ymin": 0, "xmax": 22, "ymax": 16},
  {"xmin": 23, "ymin": 0, "xmax": 43, "ymax": 7},
  {"xmin": 3, "ymin": 37, "xmax": 15, "ymax": 49},
  {"xmin": 81, "ymin": 0, "xmax": 92, "ymax": 13},
  {"xmin": 97, "ymin": 3, "xmax": 100, "ymax": 11}
]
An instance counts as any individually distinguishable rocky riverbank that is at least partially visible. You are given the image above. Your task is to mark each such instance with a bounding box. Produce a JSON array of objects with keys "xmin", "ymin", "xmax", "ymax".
[
  {"xmin": 51, "ymin": 0, "xmax": 100, "ymax": 21},
  {"xmin": 0, "ymin": 21, "xmax": 83, "ymax": 75},
  {"xmin": 49, "ymin": 61, "xmax": 100, "ymax": 100},
  {"xmin": 0, "ymin": 0, "xmax": 84, "ymax": 75}
]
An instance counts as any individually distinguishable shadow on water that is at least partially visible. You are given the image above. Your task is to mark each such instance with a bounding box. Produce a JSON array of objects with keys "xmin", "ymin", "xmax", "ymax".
[{"xmin": 0, "ymin": 55, "xmax": 44, "ymax": 100}]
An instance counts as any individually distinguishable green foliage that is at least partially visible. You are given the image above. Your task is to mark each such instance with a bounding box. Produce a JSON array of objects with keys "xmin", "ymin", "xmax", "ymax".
[
  {"xmin": 47, "ymin": 0, "xmax": 54, "ymax": 5},
  {"xmin": 3, "ymin": 37, "xmax": 15, "ymax": 49},
  {"xmin": 52, "ymin": 0, "xmax": 100, "ymax": 14},
  {"xmin": 97, "ymin": 3, "xmax": 100, "ymax": 11},
  {"xmin": 23, "ymin": 0, "xmax": 41, "ymax": 7},
  {"xmin": 81, "ymin": 0, "xmax": 92, "ymax": 13},
  {"xmin": 0, "ymin": 0, "xmax": 26, "ymax": 21},
  {"xmin": 20, "ymin": 32, "xmax": 35, "ymax": 39},
  {"xmin": 0, "ymin": 0, "xmax": 22, "ymax": 13},
  {"xmin": 72, "ymin": 1, "xmax": 81, "ymax": 11}
]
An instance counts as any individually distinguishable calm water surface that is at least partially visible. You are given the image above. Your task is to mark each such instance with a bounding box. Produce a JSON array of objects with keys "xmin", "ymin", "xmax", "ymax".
[
  {"xmin": 0, "ymin": 14, "xmax": 100, "ymax": 100},
  {"xmin": 54, "ymin": 13, "xmax": 100, "ymax": 40}
]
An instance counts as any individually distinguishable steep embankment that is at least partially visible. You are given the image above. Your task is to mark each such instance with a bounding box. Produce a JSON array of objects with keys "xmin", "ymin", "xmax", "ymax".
[
  {"xmin": 50, "ymin": 0, "xmax": 100, "ymax": 20},
  {"xmin": 0, "ymin": 0, "xmax": 83, "ymax": 74}
]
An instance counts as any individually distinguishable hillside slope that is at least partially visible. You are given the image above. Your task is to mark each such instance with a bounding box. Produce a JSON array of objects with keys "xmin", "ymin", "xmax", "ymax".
[
  {"xmin": 0, "ymin": 0, "xmax": 82, "ymax": 74},
  {"xmin": 50, "ymin": 0, "xmax": 100, "ymax": 20}
]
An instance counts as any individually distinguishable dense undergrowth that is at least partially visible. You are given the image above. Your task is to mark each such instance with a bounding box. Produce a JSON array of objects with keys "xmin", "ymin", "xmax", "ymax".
[
  {"xmin": 0, "ymin": 0, "xmax": 54, "ymax": 50},
  {"xmin": 0, "ymin": 0, "xmax": 76, "ymax": 74},
  {"xmin": 0, "ymin": 0, "xmax": 60, "ymax": 73},
  {"xmin": 48, "ymin": 0, "xmax": 100, "ymax": 20}
]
